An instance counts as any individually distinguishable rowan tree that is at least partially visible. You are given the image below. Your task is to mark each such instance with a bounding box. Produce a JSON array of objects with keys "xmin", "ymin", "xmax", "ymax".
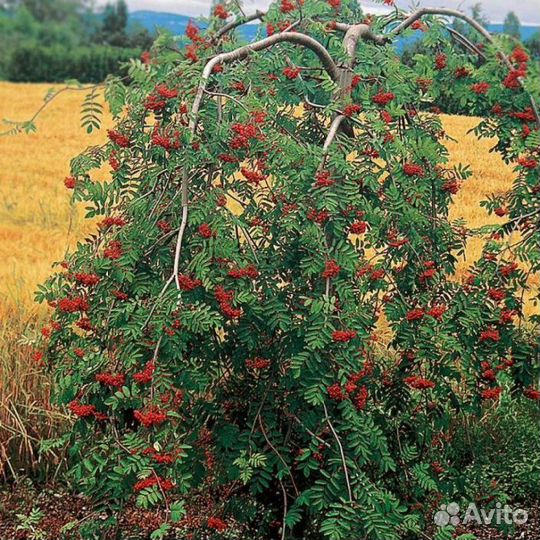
[{"xmin": 34, "ymin": 1, "xmax": 539, "ymax": 538}]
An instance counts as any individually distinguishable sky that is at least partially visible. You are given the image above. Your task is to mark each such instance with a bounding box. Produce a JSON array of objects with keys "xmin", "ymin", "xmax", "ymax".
[{"xmin": 106, "ymin": 0, "xmax": 540, "ymax": 25}]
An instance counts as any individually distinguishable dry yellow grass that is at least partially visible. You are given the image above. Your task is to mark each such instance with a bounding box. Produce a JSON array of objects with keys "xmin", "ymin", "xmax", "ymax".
[
  {"xmin": 0, "ymin": 85, "xmax": 525, "ymax": 320},
  {"xmin": 0, "ymin": 82, "xmax": 533, "ymax": 476},
  {"xmin": 444, "ymin": 114, "xmax": 506, "ymax": 282},
  {"xmin": 0, "ymin": 82, "xmax": 113, "ymax": 318},
  {"xmin": 0, "ymin": 82, "xmax": 113, "ymax": 477},
  {"xmin": 444, "ymin": 114, "xmax": 510, "ymax": 263}
]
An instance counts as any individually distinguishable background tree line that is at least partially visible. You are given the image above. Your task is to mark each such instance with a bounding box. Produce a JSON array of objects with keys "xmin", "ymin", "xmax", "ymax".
[
  {"xmin": 0, "ymin": 0, "xmax": 153, "ymax": 82},
  {"xmin": 0, "ymin": 0, "xmax": 538, "ymax": 83}
]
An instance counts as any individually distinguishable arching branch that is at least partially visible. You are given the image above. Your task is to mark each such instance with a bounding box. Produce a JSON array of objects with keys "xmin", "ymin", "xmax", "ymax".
[
  {"xmin": 335, "ymin": 22, "xmax": 388, "ymax": 60},
  {"xmin": 189, "ymin": 32, "xmax": 340, "ymax": 133},
  {"xmin": 389, "ymin": 7, "xmax": 540, "ymax": 127},
  {"xmin": 333, "ymin": 24, "xmax": 387, "ymax": 135},
  {"xmin": 390, "ymin": 8, "xmax": 494, "ymax": 45},
  {"xmin": 213, "ymin": 10, "xmax": 266, "ymax": 41},
  {"xmin": 169, "ymin": 32, "xmax": 340, "ymax": 290},
  {"xmin": 1, "ymin": 83, "xmax": 104, "ymax": 136},
  {"xmin": 321, "ymin": 115, "xmax": 346, "ymax": 163},
  {"xmin": 447, "ymin": 26, "xmax": 486, "ymax": 60}
]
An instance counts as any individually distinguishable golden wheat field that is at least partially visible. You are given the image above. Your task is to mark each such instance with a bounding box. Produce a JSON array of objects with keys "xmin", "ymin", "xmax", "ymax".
[{"xmin": 0, "ymin": 81, "xmax": 534, "ymax": 476}]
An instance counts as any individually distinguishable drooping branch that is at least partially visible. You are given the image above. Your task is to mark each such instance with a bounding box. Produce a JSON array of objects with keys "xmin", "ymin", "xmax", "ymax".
[
  {"xmin": 446, "ymin": 26, "xmax": 486, "ymax": 59},
  {"xmin": 332, "ymin": 24, "xmax": 387, "ymax": 135},
  {"xmin": 335, "ymin": 22, "xmax": 388, "ymax": 64},
  {"xmin": 390, "ymin": 8, "xmax": 494, "ymax": 45},
  {"xmin": 330, "ymin": 23, "xmax": 388, "ymax": 103},
  {"xmin": 322, "ymin": 401, "xmax": 353, "ymax": 503},
  {"xmin": 168, "ymin": 33, "xmax": 340, "ymax": 290},
  {"xmin": 1, "ymin": 83, "xmax": 104, "ymax": 136},
  {"xmin": 389, "ymin": 7, "xmax": 540, "ymax": 127},
  {"xmin": 320, "ymin": 115, "xmax": 346, "ymax": 166},
  {"xmin": 190, "ymin": 31, "xmax": 340, "ymax": 133},
  {"xmin": 213, "ymin": 10, "xmax": 266, "ymax": 41},
  {"xmin": 172, "ymin": 178, "xmax": 189, "ymax": 290}
]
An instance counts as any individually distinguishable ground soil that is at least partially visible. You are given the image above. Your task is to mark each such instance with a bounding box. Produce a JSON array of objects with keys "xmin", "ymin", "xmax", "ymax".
[{"xmin": 1, "ymin": 482, "xmax": 538, "ymax": 539}]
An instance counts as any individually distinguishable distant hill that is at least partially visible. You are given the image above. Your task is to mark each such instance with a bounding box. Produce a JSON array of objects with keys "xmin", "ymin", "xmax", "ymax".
[
  {"xmin": 488, "ymin": 23, "xmax": 539, "ymax": 41},
  {"xmin": 129, "ymin": 10, "xmax": 260, "ymax": 40},
  {"xmin": 130, "ymin": 10, "xmax": 538, "ymax": 43}
]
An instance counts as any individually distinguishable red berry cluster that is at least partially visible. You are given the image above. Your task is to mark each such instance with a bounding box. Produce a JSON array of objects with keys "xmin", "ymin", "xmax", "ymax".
[
  {"xmin": 58, "ymin": 296, "xmax": 88, "ymax": 313},
  {"xmin": 96, "ymin": 372, "xmax": 125, "ymax": 388},
  {"xmin": 228, "ymin": 264, "xmax": 259, "ymax": 279},
  {"xmin": 245, "ymin": 357, "xmax": 271, "ymax": 370},
  {"xmin": 152, "ymin": 125, "xmax": 181, "ymax": 150},
  {"xmin": 283, "ymin": 66, "xmax": 301, "ymax": 79},
  {"xmin": 315, "ymin": 170, "xmax": 334, "ymax": 188},
  {"xmin": 406, "ymin": 308, "xmax": 424, "ymax": 322},
  {"xmin": 134, "ymin": 361, "xmax": 155, "ymax": 385},
  {"xmin": 134, "ymin": 476, "xmax": 174, "ymax": 492},
  {"xmin": 322, "ymin": 259, "xmax": 340, "ymax": 279},
  {"xmin": 98, "ymin": 216, "xmax": 127, "ymax": 229},
  {"xmin": 241, "ymin": 167, "xmax": 266, "ymax": 184},
  {"xmin": 372, "ymin": 91, "xmax": 395, "ymax": 106},
  {"xmin": 69, "ymin": 400, "xmax": 107, "ymax": 420},
  {"xmin": 178, "ymin": 274, "xmax": 202, "ymax": 291},
  {"xmin": 471, "ymin": 82, "xmax": 490, "ymax": 95},
  {"xmin": 479, "ymin": 327, "xmax": 501, "ymax": 342},
  {"xmin": 215, "ymin": 286, "xmax": 242, "ymax": 319},
  {"xmin": 207, "ymin": 517, "xmax": 228, "ymax": 531},
  {"xmin": 343, "ymin": 103, "xmax": 362, "ymax": 117},
  {"xmin": 435, "ymin": 53, "xmax": 447, "ymax": 70},
  {"xmin": 213, "ymin": 4, "xmax": 229, "ymax": 20},
  {"xmin": 104, "ymin": 241, "xmax": 123, "ymax": 260},
  {"xmin": 134, "ymin": 407, "xmax": 168, "ymax": 427},
  {"xmin": 198, "ymin": 223, "xmax": 215, "ymax": 238},
  {"xmin": 403, "ymin": 163, "xmax": 425, "ymax": 177},
  {"xmin": 307, "ymin": 208, "xmax": 330, "ymax": 224},
  {"xmin": 331, "ymin": 329, "xmax": 357, "ymax": 342},
  {"xmin": 404, "ymin": 376, "xmax": 436, "ymax": 390},
  {"xmin": 107, "ymin": 129, "xmax": 130, "ymax": 148}
]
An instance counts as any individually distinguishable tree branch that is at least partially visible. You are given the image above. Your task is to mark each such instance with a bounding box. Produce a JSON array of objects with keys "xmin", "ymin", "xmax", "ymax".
[
  {"xmin": 167, "ymin": 33, "xmax": 340, "ymax": 290},
  {"xmin": 390, "ymin": 8, "xmax": 494, "ymax": 44},
  {"xmin": 446, "ymin": 26, "xmax": 486, "ymax": 59},
  {"xmin": 213, "ymin": 10, "xmax": 266, "ymax": 41},
  {"xmin": 322, "ymin": 401, "xmax": 353, "ymax": 503},
  {"xmin": 335, "ymin": 23, "xmax": 388, "ymax": 62},
  {"xmin": 258, "ymin": 415, "xmax": 299, "ymax": 497},
  {"xmin": 189, "ymin": 31, "xmax": 340, "ymax": 133},
  {"xmin": 320, "ymin": 115, "xmax": 345, "ymax": 167},
  {"xmin": 1, "ymin": 83, "xmax": 104, "ymax": 136},
  {"xmin": 389, "ymin": 7, "xmax": 540, "ymax": 127}
]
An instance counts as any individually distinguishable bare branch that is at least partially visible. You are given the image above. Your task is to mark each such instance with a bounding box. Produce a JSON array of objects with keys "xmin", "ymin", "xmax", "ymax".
[
  {"xmin": 213, "ymin": 10, "xmax": 266, "ymax": 41},
  {"xmin": 172, "ymin": 32, "xmax": 336, "ymax": 290},
  {"xmin": 390, "ymin": 8, "xmax": 494, "ymax": 44},
  {"xmin": 321, "ymin": 115, "xmax": 345, "ymax": 162},
  {"xmin": 335, "ymin": 23, "xmax": 388, "ymax": 62},
  {"xmin": 290, "ymin": 414, "xmax": 331, "ymax": 448},
  {"xmin": 322, "ymin": 401, "xmax": 353, "ymax": 502},
  {"xmin": 1, "ymin": 83, "xmax": 104, "ymax": 136},
  {"xmin": 258, "ymin": 415, "xmax": 300, "ymax": 496},
  {"xmin": 447, "ymin": 26, "xmax": 486, "ymax": 59},
  {"xmin": 167, "ymin": 33, "xmax": 340, "ymax": 290},
  {"xmin": 278, "ymin": 479, "xmax": 288, "ymax": 540},
  {"xmin": 389, "ymin": 7, "xmax": 540, "ymax": 127},
  {"xmin": 173, "ymin": 200, "xmax": 189, "ymax": 290},
  {"xmin": 190, "ymin": 31, "xmax": 340, "ymax": 133}
]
